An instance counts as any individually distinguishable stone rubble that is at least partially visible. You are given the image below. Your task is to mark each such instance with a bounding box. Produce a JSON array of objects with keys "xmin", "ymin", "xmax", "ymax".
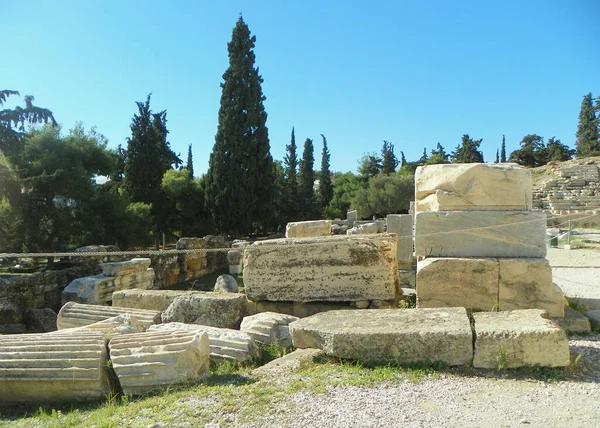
[{"xmin": 240, "ymin": 312, "xmax": 299, "ymax": 348}]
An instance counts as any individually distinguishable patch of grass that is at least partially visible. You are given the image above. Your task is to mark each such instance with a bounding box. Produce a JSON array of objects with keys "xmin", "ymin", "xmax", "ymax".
[
  {"xmin": 398, "ymin": 293, "xmax": 416, "ymax": 309},
  {"xmin": 566, "ymin": 297, "xmax": 588, "ymax": 315}
]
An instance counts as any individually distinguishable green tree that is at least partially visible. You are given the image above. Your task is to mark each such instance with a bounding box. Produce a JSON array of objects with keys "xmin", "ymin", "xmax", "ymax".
[
  {"xmin": 318, "ymin": 134, "xmax": 333, "ymax": 214},
  {"xmin": 508, "ymin": 134, "xmax": 546, "ymax": 167},
  {"xmin": 546, "ymin": 137, "xmax": 575, "ymax": 162},
  {"xmin": 495, "ymin": 149, "xmax": 499, "ymax": 163},
  {"xmin": 205, "ymin": 17, "xmax": 274, "ymax": 236},
  {"xmin": 358, "ymin": 152, "xmax": 381, "ymax": 181},
  {"xmin": 418, "ymin": 147, "xmax": 429, "ymax": 164},
  {"xmin": 186, "ymin": 144, "xmax": 194, "ymax": 178},
  {"xmin": 426, "ymin": 143, "xmax": 450, "ymax": 165},
  {"xmin": 451, "ymin": 134, "xmax": 484, "ymax": 163},
  {"xmin": 400, "ymin": 151, "xmax": 407, "ymax": 167},
  {"xmin": 324, "ymin": 172, "xmax": 362, "ymax": 219},
  {"xmin": 380, "ymin": 141, "xmax": 398, "ymax": 174},
  {"xmin": 298, "ymin": 138, "xmax": 316, "ymax": 219},
  {"xmin": 575, "ymin": 93, "xmax": 600, "ymax": 157},
  {"xmin": 351, "ymin": 174, "xmax": 414, "ymax": 219},
  {"xmin": 283, "ymin": 127, "xmax": 299, "ymax": 222},
  {"xmin": 500, "ymin": 135, "xmax": 507, "ymax": 162}
]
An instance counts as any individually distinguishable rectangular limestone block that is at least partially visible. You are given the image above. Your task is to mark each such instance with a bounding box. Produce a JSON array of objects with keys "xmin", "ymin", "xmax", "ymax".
[
  {"xmin": 498, "ymin": 258, "xmax": 565, "ymax": 317},
  {"xmin": 101, "ymin": 258, "xmax": 151, "ymax": 277},
  {"xmin": 417, "ymin": 258, "xmax": 499, "ymax": 312},
  {"xmin": 112, "ymin": 289, "xmax": 190, "ymax": 312},
  {"xmin": 415, "ymin": 163, "xmax": 532, "ymax": 212},
  {"xmin": 473, "ymin": 310, "xmax": 570, "ymax": 368},
  {"xmin": 414, "ymin": 211, "xmax": 547, "ymax": 258},
  {"xmin": 386, "ymin": 214, "xmax": 414, "ymax": 263},
  {"xmin": 243, "ymin": 234, "xmax": 399, "ymax": 302},
  {"xmin": 285, "ymin": 220, "xmax": 332, "ymax": 238},
  {"xmin": 290, "ymin": 308, "xmax": 473, "ymax": 366}
]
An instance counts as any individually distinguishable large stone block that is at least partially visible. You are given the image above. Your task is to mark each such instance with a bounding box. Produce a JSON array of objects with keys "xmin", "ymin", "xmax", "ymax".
[
  {"xmin": 386, "ymin": 214, "xmax": 413, "ymax": 263},
  {"xmin": 56, "ymin": 314, "xmax": 146, "ymax": 335},
  {"xmin": 101, "ymin": 258, "xmax": 151, "ymax": 277},
  {"xmin": 472, "ymin": 310, "xmax": 570, "ymax": 368},
  {"xmin": 415, "ymin": 163, "xmax": 532, "ymax": 212},
  {"xmin": 0, "ymin": 331, "xmax": 111, "ymax": 404},
  {"xmin": 414, "ymin": 211, "xmax": 547, "ymax": 258},
  {"xmin": 56, "ymin": 301, "xmax": 161, "ymax": 330},
  {"xmin": 113, "ymin": 289, "xmax": 188, "ymax": 312},
  {"xmin": 161, "ymin": 292, "xmax": 247, "ymax": 329},
  {"xmin": 417, "ymin": 258, "xmax": 499, "ymax": 312},
  {"xmin": 243, "ymin": 234, "xmax": 399, "ymax": 302},
  {"xmin": 109, "ymin": 329, "xmax": 210, "ymax": 395},
  {"xmin": 285, "ymin": 220, "xmax": 332, "ymax": 238},
  {"xmin": 290, "ymin": 308, "xmax": 473, "ymax": 366},
  {"xmin": 498, "ymin": 258, "xmax": 565, "ymax": 317},
  {"xmin": 240, "ymin": 312, "xmax": 299, "ymax": 348}
]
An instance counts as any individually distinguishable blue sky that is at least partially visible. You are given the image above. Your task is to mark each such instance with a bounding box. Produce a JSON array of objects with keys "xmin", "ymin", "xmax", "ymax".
[{"xmin": 3, "ymin": 0, "xmax": 599, "ymax": 175}]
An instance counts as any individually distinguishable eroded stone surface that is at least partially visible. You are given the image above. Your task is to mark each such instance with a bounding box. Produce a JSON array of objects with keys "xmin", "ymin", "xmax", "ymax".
[
  {"xmin": 290, "ymin": 308, "xmax": 473, "ymax": 366},
  {"xmin": 56, "ymin": 314, "xmax": 146, "ymax": 335},
  {"xmin": 552, "ymin": 307, "xmax": 591, "ymax": 334},
  {"xmin": 0, "ymin": 330, "xmax": 110, "ymax": 403},
  {"xmin": 473, "ymin": 310, "xmax": 570, "ymax": 368},
  {"xmin": 415, "ymin": 163, "xmax": 532, "ymax": 212},
  {"xmin": 414, "ymin": 211, "xmax": 547, "ymax": 258},
  {"xmin": 245, "ymin": 300, "xmax": 353, "ymax": 318},
  {"xmin": 214, "ymin": 274, "xmax": 239, "ymax": 293},
  {"xmin": 249, "ymin": 348, "xmax": 324, "ymax": 378},
  {"xmin": 109, "ymin": 329, "xmax": 210, "ymax": 395},
  {"xmin": 386, "ymin": 214, "xmax": 414, "ymax": 263},
  {"xmin": 101, "ymin": 258, "xmax": 151, "ymax": 277},
  {"xmin": 243, "ymin": 234, "xmax": 399, "ymax": 302},
  {"xmin": 240, "ymin": 312, "xmax": 299, "ymax": 348},
  {"xmin": 113, "ymin": 289, "xmax": 189, "ymax": 312},
  {"xmin": 57, "ymin": 301, "xmax": 161, "ymax": 330},
  {"xmin": 286, "ymin": 220, "xmax": 332, "ymax": 238},
  {"xmin": 161, "ymin": 292, "xmax": 247, "ymax": 328}
]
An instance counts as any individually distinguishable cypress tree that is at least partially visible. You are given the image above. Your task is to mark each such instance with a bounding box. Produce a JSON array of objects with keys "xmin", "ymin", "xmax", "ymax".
[
  {"xmin": 400, "ymin": 151, "xmax": 407, "ymax": 167},
  {"xmin": 298, "ymin": 138, "xmax": 315, "ymax": 219},
  {"xmin": 205, "ymin": 16, "xmax": 274, "ymax": 236},
  {"xmin": 318, "ymin": 134, "xmax": 333, "ymax": 213},
  {"xmin": 283, "ymin": 127, "xmax": 299, "ymax": 222},
  {"xmin": 500, "ymin": 135, "xmax": 507, "ymax": 162},
  {"xmin": 495, "ymin": 149, "xmax": 499, "ymax": 163},
  {"xmin": 575, "ymin": 93, "xmax": 600, "ymax": 157},
  {"xmin": 186, "ymin": 144, "xmax": 194, "ymax": 178},
  {"xmin": 381, "ymin": 141, "xmax": 398, "ymax": 174}
]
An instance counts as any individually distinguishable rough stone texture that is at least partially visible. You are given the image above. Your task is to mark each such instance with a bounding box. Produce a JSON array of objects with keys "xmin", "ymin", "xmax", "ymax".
[
  {"xmin": 552, "ymin": 307, "xmax": 591, "ymax": 334},
  {"xmin": 398, "ymin": 266, "xmax": 416, "ymax": 288},
  {"xmin": 245, "ymin": 300, "xmax": 353, "ymax": 318},
  {"xmin": 498, "ymin": 258, "xmax": 565, "ymax": 317},
  {"xmin": 0, "ymin": 330, "xmax": 111, "ymax": 404},
  {"xmin": 346, "ymin": 223, "xmax": 379, "ymax": 235},
  {"xmin": 290, "ymin": 308, "xmax": 473, "ymax": 366},
  {"xmin": 249, "ymin": 348, "xmax": 324, "ymax": 378},
  {"xmin": 415, "ymin": 163, "xmax": 532, "ymax": 212},
  {"xmin": 148, "ymin": 254, "xmax": 180, "ymax": 289},
  {"xmin": 472, "ymin": 310, "xmax": 570, "ymax": 368},
  {"xmin": 0, "ymin": 301, "xmax": 23, "ymax": 324},
  {"xmin": 227, "ymin": 250, "xmax": 242, "ymax": 265},
  {"xmin": 214, "ymin": 274, "xmax": 239, "ymax": 293},
  {"xmin": 149, "ymin": 322, "xmax": 259, "ymax": 363},
  {"xmin": 101, "ymin": 257, "xmax": 151, "ymax": 277},
  {"xmin": 56, "ymin": 301, "xmax": 161, "ymax": 330},
  {"xmin": 386, "ymin": 214, "xmax": 414, "ymax": 263},
  {"xmin": 113, "ymin": 289, "xmax": 190, "ymax": 312},
  {"xmin": 347, "ymin": 210, "xmax": 357, "ymax": 224},
  {"xmin": 414, "ymin": 211, "xmax": 547, "ymax": 258},
  {"xmin": 109, "ymin": 329, "xmax": 210, "ymax": 395},
  {"xmin": 417, "ymin": 258, "xmax": 499, "ymax": 312},
  {"xmin": 243, "ymin": 234, "xmax": 399, "ymax": 302},
  {"xmin": 23, "ymin": 308, "xmax": 57, "ymax": 333},
  {"xmin": 57, "ymin": 314, "xmax": 146, "ymax": 335},
  {"xmin": 161, "ymin": 292, "xmax": 247, "ymax": 329},
  {"xmin": 240, "ymin": 312, "xmax": 299, "ymax": 348},
  {"xmin": 286, "ymin": 220, "xmax": 332, "ymax": 238},
  {"xmin": 586, "ymin": 310, "xmax": 600, "ymax": 327}
]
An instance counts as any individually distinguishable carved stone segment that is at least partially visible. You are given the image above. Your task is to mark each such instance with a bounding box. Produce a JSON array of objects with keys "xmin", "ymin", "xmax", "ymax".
[
  {"xmin": 240, "ymin": 312, "xmax": 299, "ymax": 348},
  {"xmin": 109, "ymin": 330, "xmax": 210, "ymax": 395},
  {"xmin": 101, "ymin": 258, "xmax": 152, "ymax": 277},
  {"xmin": 290, "ymin": 308, "xmax": 473, "ymax": 366},
  {"xmin": 112, "ymin": 289, "xmax": 191, "ymax": 312},
  {"xmin": 285, "ymin": 220, "xmax": 332, "ymax": 238},
  {"xmin": 243, "ymin": 234, "xmax": 399, "ymax": 302},
  {"xmin": 0, "ymin": 330, "xmax": 111, "ymax": 403},
  {"xmin": 56, "ymin": 301, "xmax": 161, "ymax": 330},
  {"xmin": 472, "ymin": 310, "xmax": 570, "ymax": 368},
  {"xmin": 414, "ymin": 211, "xmax": 547, "ymax": 258}
]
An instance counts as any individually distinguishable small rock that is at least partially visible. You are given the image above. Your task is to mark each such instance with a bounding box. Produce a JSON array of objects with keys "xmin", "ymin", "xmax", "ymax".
[
  {"xmin": 214, "ymin": 274, "xmax": 239, "ymax": 293},
  {"xmin": 520, "ymin": 419, "xmax": 530, "ymax": 424},
  {"xmin": 355, "ymin": 300, "xmax": 370, "ymax": 309}
]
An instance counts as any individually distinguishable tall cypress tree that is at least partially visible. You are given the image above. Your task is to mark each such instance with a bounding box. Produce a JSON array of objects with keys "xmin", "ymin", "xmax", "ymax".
[
  {"xmin": 186, "ymin": 144, "xmax": 194, "ymax": 178},
  {"xmin": 500, "ymin": 135, "xmax": 507, "ymax": 162},
  {"xmin": 205, "ymin": 16, "xmax": 274, "ymax": 236},
  {"xmin": 318, "ymin": 134, "xmax": 333, "ymax": 213},
  {"xmin": 298, "ymin": 138, "xmax": 315, "ymax": 219},
  {"xmin": 495, "ymin": 149, "xmax": 499, "ymax": 163},
  {"xmin": 381, "ymin": 141, "xmax": 398, "ymax": 174},
  {"xmin": 283, "ymin": 127, "xmax": 299, "ymax": 222},
  {"xmin": 575, "ymin": 93, "xmax": 600, "ymax": 157}
]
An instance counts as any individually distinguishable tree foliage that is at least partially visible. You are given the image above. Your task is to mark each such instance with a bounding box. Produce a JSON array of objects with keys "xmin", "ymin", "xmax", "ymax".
[
  {"xmin": 282, "ymin": 127, "xmax": 299, "ymax": 222},
  {"xmin": 298, "ymin": 138, "xmax": 316, "ymax": 219},
  {"xmin": 508, "ymin": 134, "xmax": 546, "ymax": 167},
  {"xmin": 186, "ymin": 144, "xmax": 194, "ymax": 178},
  {"xmin": 323, "ymin": 172, "xmax": 362, "ymax": 219},
  {"xmin": 318, "ymin": 134, "xmax": 333, "ymax": 214},
  {"xmin": 451, "ymin": 134, "xmax": 484, "ymax": 163},
  {"xmin": 205, "ymin": 17, "xmax": 274, "ymax": 236},
  {"xmin": 426, "ymin": 143, "xmax": 450, "ymax": 165},
  {"xmin": 358, "ymin": 152, "xmax": 381, "ymax": 181},
  {"xmin": 575, "ymin": 93, "xmax": 600, "ymax": 157},
  {"xmin": 351, "ymin": 174, "xmax": 414, "ymax": 219},
  {"xmin": 380, "ymin": 141, "xmax": 398, "ymax": 174},
  {"xmin": 500, "ymin": 135, "xmax": 507, "ymax": 162}
]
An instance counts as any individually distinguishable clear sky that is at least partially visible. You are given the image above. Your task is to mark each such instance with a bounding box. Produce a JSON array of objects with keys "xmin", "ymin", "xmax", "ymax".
[{"xmin": 3, "ymin": 0, "xmax": 599, "ymax": 175}]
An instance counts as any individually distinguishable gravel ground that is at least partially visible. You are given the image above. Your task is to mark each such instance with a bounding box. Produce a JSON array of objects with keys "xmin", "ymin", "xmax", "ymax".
[{"xmin": 547, "ymin": 248, "xmax": 600, "ymax": 309}]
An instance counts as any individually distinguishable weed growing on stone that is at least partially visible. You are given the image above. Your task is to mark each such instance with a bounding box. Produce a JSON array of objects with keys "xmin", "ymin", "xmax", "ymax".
[{"xmin": 496, "ymin": 345, "xmax": 509, "ymax": 370}]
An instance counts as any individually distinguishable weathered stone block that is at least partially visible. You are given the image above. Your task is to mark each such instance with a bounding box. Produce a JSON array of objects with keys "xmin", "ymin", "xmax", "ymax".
[
  {"xmin": 161, "ymin": 292, "xmax": 247, "ymax": 329},
  {"xmin": 417, "ymin": 258, "xmax": 499, "ymax": 312},
  {"xmin": 472, "ymin": 310, "xmax": 570, "ymax": 368},
  {"xmin": 498, "ymin": 258, "xmax": 565, "ymax": 317},
  {"xmin": 290, "ymin": 308, "xmax": 473, "ymax": 366},
  {"xmin": 57, "ymin": 314, "xmax": 146, "ymax": 335},
  {"xmin": 57, "ymin": 301, "xmax": 161, "ymax": 330},
  {"xmin": 0, "ymin": 330, "xmax": 111, "ymax": 403},
  {"xmin": 243, "ymin": 234, "xmax": 398, "ymax": 302},
  {"xmin": 149, "ymin": 323, "xmax": 259, "ymax": 362},
  {"xmin": 414, "ymin": 211, "xmax": 547, "ymax": 258},
  {"xmin": 250, "ymin": 348, "xmax": 324, "ymax": 378},
  {"xmin": 415, "ymin": 163, "xmax": 532, "ymax": 212},
  {"xmin": 113, "ymin": 289, "xmax": 188, "ymax": 312},
  {"xmin": 109, "ymin": 329, "xmax": 210, "ymax": 395},
  {"xmin": 346, "ymin": 223, "xmax": 378, "ymax": 235},
  {"xmin": 552, "ymin": 307, "xmax": 591, "ymax": 334},
  {"xmin": 214, "ymin": 274, "xmax": 239, "ymax": 293},
  {"xmin": 386, "ymin": 214, "xmax": 413, "ymax": 263},
  {"xmin": 245, "ymin": 300, "xmax": 353, "ymax": 318},
  {"xmin": 286, "ymin": 220, "xmax": 332, "ymax": 238},
  {"xmin": 101, "ymin": 258, "xmax": 151, "ymax": 277},
  {"xmin": 241, "ymin": 312, "xmax": 299, "ymax": 348},
  {"xmin": 23, "ymin": 308, "xmax": 57, "ymax": 333}
]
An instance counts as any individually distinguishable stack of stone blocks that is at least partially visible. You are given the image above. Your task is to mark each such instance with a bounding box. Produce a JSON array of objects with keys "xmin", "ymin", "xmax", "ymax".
[{"xmin": 413, "ymin": 163, "xmax": 565, "ymax": 317}]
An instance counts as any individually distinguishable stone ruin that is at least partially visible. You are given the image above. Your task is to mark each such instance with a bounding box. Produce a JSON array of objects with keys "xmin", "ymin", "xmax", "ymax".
[{"xmin": 0, "ymin": 162, "xmax": 591, "ymax": 405}]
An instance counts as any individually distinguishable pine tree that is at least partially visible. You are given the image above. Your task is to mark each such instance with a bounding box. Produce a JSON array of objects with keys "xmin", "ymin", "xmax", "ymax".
[
  {"xmin": 186, "ymin": 144, "xmax": 194, "ymax": 178},
  {"xmin": 495, "ymin": 149, "xmax": 499, "ymax": 163},
  {"xmin": 283, "ymin": 127, "xmax": 299, "ymax": 222},
  {"xmin": 500, "ymin": 135, "xmax": 507, "ymax": 162},
  {"xmin": 451, "ymin": 135, "xmax": 484, "ymax": 163},
  {"xmin": 298, "ymin": 138, "xmax": 315, "ymax": 219},
  {"xmin": 575, "ymin": 93, "xmax": 600, "ymax": 157},
  {"xmin": 400, "ymin": 151, "xmax": 407, "ymax": 167},
  {"xmin": 418, "ymin": 147, "xmax": 429, "ymax": 164},
  {"xmin": 205, "ymin": 16, "xmax": 274, "ymax": 236},
  {"xmin": 427, "ymin": 143, "xmax": 449, "ymax": 164},
  {"xmin": 380, "ymin": 141, "xmax": 398, "ymax": 174},
  {"xmin": 318, "ymin": 134, "xmax": 333, "ymax": 213}
]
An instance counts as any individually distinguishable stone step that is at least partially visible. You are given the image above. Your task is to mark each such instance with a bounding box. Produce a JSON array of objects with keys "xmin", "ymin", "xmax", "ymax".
[
  {"xmin": 0, "ymin": 331, "xmax": 111, "ymax": 403},
  {"xmin": 56, "ymin": 302, "xmax": 161, "ymax": 330}
]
